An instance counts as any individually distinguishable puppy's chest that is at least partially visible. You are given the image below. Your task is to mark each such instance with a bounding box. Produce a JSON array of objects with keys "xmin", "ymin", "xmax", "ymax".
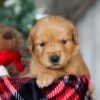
[
  {"xmin": 30, "ymin": 62, "xmax": 45, "ymax": 75},
  {"xmin": 63, "ymin": 66, "xmax": 79, "ymax": 75}
]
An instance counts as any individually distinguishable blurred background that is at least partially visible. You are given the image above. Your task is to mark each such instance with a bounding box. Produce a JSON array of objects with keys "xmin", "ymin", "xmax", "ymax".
[{"xmin": 0, "ymin": 0, "xmax": 100, "ymax": 99}]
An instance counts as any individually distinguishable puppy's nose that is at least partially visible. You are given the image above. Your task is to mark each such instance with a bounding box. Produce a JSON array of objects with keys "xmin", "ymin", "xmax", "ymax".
[{"xmin": 50, "ymin": 55, "xmax": 60, "ymax": 63}]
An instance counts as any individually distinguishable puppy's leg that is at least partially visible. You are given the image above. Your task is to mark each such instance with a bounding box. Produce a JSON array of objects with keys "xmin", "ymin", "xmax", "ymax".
[
  {"xmin": 20, "ymin": 68, "xmax": 36, "ymax": 78},
  {"xmin": 37, "ymin": 69, "xmax": 66, "ymax": 88},
  {"xmin": 23, "ymin": 73, "xmax": 36, "ymax": 77}
]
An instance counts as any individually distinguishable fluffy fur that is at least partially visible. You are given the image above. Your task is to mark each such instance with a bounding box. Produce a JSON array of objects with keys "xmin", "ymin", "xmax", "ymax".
[
  {"xmin": 0, "ymin": 24, "xmax": 24, "ymax": 53},
  {"xmin": 27, "ymin": 16, "xmax": 90, "ymax": 88}
]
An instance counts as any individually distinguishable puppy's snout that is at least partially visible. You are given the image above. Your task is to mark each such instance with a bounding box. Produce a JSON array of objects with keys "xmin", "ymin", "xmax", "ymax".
[{"xmin": 50, "ymin": 55, "xmax": 60, "ymax": 64}]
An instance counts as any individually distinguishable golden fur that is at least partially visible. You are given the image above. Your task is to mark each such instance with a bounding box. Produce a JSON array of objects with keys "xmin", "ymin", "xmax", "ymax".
[{"xmin": 27, "ymin": 16, "xmax": 90, "ymax": 88}]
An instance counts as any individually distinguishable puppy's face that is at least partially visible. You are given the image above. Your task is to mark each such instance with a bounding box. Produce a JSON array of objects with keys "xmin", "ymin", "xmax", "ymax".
[{"xmin": 28, "ymin": 16, "xmax": 78, "ymax": 69}]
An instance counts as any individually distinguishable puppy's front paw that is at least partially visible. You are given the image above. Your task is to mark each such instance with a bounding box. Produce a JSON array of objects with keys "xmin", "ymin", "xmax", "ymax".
[{"xmin": 37, "ymin": 73, "xmax": 55, "ymax": 88}]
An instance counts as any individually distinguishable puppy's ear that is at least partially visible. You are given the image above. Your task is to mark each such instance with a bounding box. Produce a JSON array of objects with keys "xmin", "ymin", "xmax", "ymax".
[
  {"xmin": 72, "ymin": 25, "xmax": 78, "ymax": 45},
  {"xmin": 27, "ymin": 28, "xmax": 35, "ymax": 53}
]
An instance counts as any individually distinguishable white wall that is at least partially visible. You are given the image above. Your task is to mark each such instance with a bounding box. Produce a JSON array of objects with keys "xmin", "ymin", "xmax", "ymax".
[{"xmin": 77, "ymin": 0, "xmax": 100, "ymax": 99}]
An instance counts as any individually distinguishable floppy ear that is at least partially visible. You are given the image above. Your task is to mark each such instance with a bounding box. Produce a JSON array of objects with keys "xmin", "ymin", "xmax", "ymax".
[
  {"xmin": 72, "ymin": 25, "xmax": 78, "ymax": 45},
  {"xmin": 27, "ymin": 28, "xmax": 35, "ymax": 53}
]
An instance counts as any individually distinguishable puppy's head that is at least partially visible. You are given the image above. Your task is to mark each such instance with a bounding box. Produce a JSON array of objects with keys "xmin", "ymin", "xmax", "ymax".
[{"xmin": 28, "ymin": 16, "xmax": 78, "ymax": 69}]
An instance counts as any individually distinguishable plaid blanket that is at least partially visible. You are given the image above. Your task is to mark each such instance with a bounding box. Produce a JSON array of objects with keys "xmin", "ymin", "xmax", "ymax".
[{"xmin": 0, "ymin": 75, "xmax": 92, "ymax": 100}]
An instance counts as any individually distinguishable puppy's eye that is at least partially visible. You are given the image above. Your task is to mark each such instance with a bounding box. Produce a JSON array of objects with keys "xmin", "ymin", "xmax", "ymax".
[
  {"xmin": 40, "ymin": 42, "xmax": 45, "ymax": 47},
  {"xmin": 61, "ymin": 39, "xmax": 67, "ymax": 44}
]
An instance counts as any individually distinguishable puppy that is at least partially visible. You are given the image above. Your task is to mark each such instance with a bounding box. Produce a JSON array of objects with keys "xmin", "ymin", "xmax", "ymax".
[{"xmin": 27, "ymin": 16, "xmax": 90, "ymax": 88}]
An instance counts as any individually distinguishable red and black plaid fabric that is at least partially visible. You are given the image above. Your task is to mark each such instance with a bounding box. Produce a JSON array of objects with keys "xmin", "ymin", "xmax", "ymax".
[
  {"xmin": 0, "ymin": 75, "xmax": 92, "ymax": 100},
  {"xmin": 40, "ymin": 75, "xmax": 92, "ymax": 100}
]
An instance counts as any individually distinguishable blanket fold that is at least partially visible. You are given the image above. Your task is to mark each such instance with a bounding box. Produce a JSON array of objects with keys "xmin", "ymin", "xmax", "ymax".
[{"xmin": 0, "ymin": 75, "xmax": 92, "ymax": 100}]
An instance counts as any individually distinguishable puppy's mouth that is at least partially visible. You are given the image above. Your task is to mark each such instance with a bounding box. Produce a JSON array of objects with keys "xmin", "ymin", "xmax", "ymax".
[{"xmin": 48, "ymin": 63, "xmax": 63, "ymax": 69}]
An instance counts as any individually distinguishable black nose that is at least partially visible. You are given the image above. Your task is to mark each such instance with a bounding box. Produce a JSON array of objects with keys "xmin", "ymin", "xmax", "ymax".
[
  {"xmin": 2, "ymin": 32, "xmax": 14, "ymax": 40},
  {"xmin": 50, "ymin": 55, "xmax": 60, "ymax": 63}
]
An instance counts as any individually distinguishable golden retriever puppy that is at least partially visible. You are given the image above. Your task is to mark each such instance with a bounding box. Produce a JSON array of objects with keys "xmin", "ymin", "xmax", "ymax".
[{"xmin": 27, "ymin": 16, "xmax": 90, "ymax": 88}]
